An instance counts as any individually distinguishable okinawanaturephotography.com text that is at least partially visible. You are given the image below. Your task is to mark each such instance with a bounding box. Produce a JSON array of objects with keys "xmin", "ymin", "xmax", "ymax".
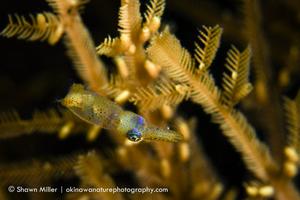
[{"xmin": 7, "ymin": 185, "xmax": 168, "ymax": 194}]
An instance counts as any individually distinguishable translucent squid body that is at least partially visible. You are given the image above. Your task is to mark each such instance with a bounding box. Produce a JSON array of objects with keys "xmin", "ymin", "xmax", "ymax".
[{"xmin": 61, "ymin": 84, "xmax": 183, "ymax": 142}]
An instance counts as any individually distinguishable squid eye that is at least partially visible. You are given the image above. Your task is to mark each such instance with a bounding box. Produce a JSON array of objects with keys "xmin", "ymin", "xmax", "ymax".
[{"xmin": 127, "ymin": 128, "xmax": 142, "ymax": 142}]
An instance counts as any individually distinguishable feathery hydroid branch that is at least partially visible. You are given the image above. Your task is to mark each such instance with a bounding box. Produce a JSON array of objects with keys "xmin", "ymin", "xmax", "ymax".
[
  {"xmin": 50, "ymin": 0, "xmax": 108, "ymax": 93},
  {"xmin": 75, "ymin": 152, "xmax": 124, "ymax": 200},
  {"xmin": 0, "ymin": 12, "xmax": 63, "ymax": 45},
  {"xmin": 243, "ymin": 0, "xmax": 270, "ymax": 104},
  {"xmin": 147, "ymin": 28, "xmax": 276, "ymax": 181},
  {"xmin": 284, "ymin": 91, "xmax": 300, "ymax": 150},
  {"xmin": 0, "ymin": 153, "xmax": 77, "ymax": 186},
  {"xmin": 0, "ymin": 109, "xmax": 86, "ymax": 139},
  {"xmin": 194, "ymin": 25, "xmax": 222, "ymax": 71}
]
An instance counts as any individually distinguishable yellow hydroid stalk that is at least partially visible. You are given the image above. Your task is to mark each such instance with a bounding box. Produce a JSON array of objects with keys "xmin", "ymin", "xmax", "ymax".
[{"xmin": 47, "ymin": 0, "xmax": 108, "ymax": 93}]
